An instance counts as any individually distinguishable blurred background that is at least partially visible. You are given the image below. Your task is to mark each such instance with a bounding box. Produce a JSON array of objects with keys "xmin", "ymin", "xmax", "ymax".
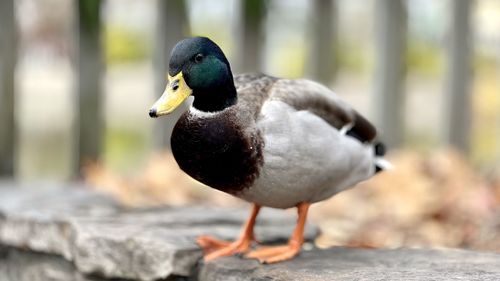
[{"xmin": 0, "ymin": 0, "xmax": 499, "ymax": 251}]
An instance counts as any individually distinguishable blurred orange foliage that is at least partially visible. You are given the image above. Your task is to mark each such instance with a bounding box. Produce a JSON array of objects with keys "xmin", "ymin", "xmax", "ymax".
[
  {"xmin": 83, "ymin": 149, "xmax": 500, "ymax": 252},
  {"xmin": 83, "ymin": 151, "xmax": 241, "ymax": 207}
]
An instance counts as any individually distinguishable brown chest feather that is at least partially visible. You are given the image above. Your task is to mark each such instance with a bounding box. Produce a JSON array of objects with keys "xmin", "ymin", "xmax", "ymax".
[{"xmin": 171, "ymin": 112, "xmax": 263, "ymax": 194}]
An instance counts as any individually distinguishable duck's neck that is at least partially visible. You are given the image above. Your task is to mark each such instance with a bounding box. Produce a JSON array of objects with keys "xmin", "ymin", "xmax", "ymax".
[{"xmin": 192, "ymin": 83, "xmax": 237, "ymax": 112}]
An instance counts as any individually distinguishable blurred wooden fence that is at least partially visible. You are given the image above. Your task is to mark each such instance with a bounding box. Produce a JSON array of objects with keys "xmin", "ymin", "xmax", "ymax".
[
  {"xmin": 0, "ymin": 0, "xmax": 474, "ymax": 177},
  {"xmin": 153, "ymin": 0, "xmax": 190, "ymax": 149},
  {"xmin": 0, "ymin": 0, "xmax": 16, "ymax": 177},
  {"xmin": 74, "ymin": 0, "xmax": 103, "ymax": 176}
]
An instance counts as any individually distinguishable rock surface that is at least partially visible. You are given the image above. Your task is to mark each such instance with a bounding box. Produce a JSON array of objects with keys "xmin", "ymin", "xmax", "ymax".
[
  {"xmin": 199, "ymin": 247, "xmax": 500, "ymax": 281},
  {"xmin": 0, "ymin": 246, "xmax": 104, "ymax": 281},
  {"xmin": 1, "ymin": 182, "xmax": 499, "ymax": 281},
  {"xmin": 0, "ymin": 182, "xmax": 317, "ymax": 280}
]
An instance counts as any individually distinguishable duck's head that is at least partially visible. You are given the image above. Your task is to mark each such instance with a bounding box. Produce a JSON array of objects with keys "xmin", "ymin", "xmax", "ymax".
[{"xmin": 149, "ymin": 37, "xmax": 236, "ymax": 118}]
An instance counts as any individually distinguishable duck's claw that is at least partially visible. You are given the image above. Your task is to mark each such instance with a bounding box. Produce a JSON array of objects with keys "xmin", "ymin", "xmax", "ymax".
[
  {"xmin": 197, "ymin": 204, "xmax": 261, "ymax": 262},
  {"xmin": 245, "ymin": 202, "xmax": 309, "ymax": 264},
  {"xmin": 245, "ymin": 243, "xmax": 301, "ymax": 264},
  {"xmin": 197, "ymin": 235, "xmax": 252, "ymax": 262},
  {"xmin": 196, "ymin": 235, "xmax": 231, "ymax": 255}
]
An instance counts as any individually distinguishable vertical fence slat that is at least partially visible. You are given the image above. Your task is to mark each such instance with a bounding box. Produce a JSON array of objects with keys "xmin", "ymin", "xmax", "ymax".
[
  {"xmin": 497, "ymin": 40, "xmax": 500, "ymax": 162},
  {"xmin": 308, "ymin": 0, "xmax": 337, "ymax": 85},
  {"xmin": 237, "ymin": 0, "xmax": 267, "ymax": 73},
  {"xmin": 0, "ymin": 0, "xmax": 16, "ymax": 176},
  {"xmin": 74, "ymin": 0, "xmax": 103, "ymax": 175},
  {"xmin": 153, "ymin": 0, "xmax": 189, "ymax": 149},
  {"xmin": 373, "ymin": 0, "xmax": 407, "ymax": 149},
  {"xmin": 443, "ymin": 0, "xmax": 472, "ymax": 153}
]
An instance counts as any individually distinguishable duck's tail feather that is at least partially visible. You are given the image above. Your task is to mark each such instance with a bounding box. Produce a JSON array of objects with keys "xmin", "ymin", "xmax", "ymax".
[{"xmin": 373, "ymin": 142, "xmax": 392, "ymax": 173}]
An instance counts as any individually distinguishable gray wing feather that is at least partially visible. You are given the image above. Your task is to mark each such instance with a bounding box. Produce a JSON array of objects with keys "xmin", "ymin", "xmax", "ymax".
[
  {"xmin": 269, "ymin": 79, "xmax": 377, "ymax": 142},
  {"xmin": 233, "ymin": 74, "xmax": 377, "ymax": 142},
  {"xmin": 233, "ymin": 74, "xmax": 276, "ymax": 120}
]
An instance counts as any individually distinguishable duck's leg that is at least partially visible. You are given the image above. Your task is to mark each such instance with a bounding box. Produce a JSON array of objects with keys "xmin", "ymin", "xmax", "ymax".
[
  {"xmin": 197, "ymin": 203, "xmax": 261, "ymax": 261},
  {"xmin": 245, "ymin": 202, "xmax": 310, "ymax": 264}
]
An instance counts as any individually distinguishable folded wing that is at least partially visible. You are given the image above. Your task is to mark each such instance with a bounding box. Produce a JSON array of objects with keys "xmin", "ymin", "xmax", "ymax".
[{"xmin": 268, "ymin": 79, "xmax": 377, "ymax": 143}]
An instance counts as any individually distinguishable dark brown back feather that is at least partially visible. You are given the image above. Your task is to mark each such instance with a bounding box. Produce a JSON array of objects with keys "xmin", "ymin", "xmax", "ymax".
[
  {"xmin": 350, "ymin": 111, "xmax": 377, "ymax": 142},
  {"xmin": 234, "ymin": 74, "xmax": 377, "ymax": 143}
]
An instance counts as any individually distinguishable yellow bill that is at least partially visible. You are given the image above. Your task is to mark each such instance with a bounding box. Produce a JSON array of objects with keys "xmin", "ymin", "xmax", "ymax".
[{"xmin": 149, "ymin": 72, "xmax": 192, "ymax": 117}]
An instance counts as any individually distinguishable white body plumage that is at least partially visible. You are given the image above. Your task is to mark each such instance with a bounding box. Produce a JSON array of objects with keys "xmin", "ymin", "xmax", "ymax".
[{"xmin": 238, "ymin": 100, "xmax": 375, "ymax": 209}]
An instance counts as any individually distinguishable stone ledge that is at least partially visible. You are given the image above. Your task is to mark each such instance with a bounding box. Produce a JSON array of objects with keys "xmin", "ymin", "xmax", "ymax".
[
  {"xmin": 1, "ymin": 182, "xmax": 499, "ymax": 281},
  {"xmin": 0, "ymin": 182, "xmax": 317, "ymax": 280},
  {"xmin": 199, "ymin": 247, "xmax": 500, "ymax": 281},
  {"xmin": 0, "ymin": 246, "xmax": 105, "ymax": 281}
]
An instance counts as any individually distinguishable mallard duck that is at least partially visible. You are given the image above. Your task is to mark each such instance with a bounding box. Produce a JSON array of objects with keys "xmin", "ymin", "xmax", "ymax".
[{"xmin": 149, "ymin": 37, "xmax": 388, "ymax": 264}]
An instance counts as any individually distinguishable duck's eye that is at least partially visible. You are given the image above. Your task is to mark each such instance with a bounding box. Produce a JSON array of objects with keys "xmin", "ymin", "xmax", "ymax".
[
  {"xmin": 194, "ymin": 53, "xmax": 204, "ymax": 63},
  {"xmin": 171, "ymin": 80, "xmax": 179, "ymax": 91}
]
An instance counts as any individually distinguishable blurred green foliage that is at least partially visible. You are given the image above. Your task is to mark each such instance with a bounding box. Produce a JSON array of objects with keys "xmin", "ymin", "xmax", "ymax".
[
  {"xmin": 474, "ymin": 52, "xmax": 498, "ymax": 74},
  {"xmin": 272, "ymin": 43, "xmax": 306, "ymax": 78},
  {"xmin": 406, "ymin": 40, "xmax": 442, "ymax": 76},
  {"xmin": 336, "ymin": 43, "xmax": 369, "ymax": 73},
  {"xmin": 105, "ymin": 127, "xmax": 149, "ymax": 172},
  {"xmin": 472, "ymin": 73, "xmax": 500, "ymax": 167},
  {"xmin": 105, "ymin": 26, "xmax": 151, "ymax": 64}
]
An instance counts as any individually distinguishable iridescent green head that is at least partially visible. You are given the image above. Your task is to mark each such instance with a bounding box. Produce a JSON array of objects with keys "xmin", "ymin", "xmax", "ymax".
[{"xmin": 149, "ymin": 37, "xmax": 236, "ymax": 117}]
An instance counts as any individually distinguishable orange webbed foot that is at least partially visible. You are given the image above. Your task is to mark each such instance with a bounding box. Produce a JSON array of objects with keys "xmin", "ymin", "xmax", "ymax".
[
  {"xmin": 196, "ymin": 235, "xmax": 231, "ymax": 255},
  {"xmin": 245, "ymin": 202, "xmax": 310, "ymax": 264},
  {"xmin": 245, "ymin": 243, "xmax": 301, "ymax": 264},
  {"xmin": 197, "ymin": 235, "xmax": 253, "ymax": 261},
  {"xmin": 197, "ymin": 204, "xmax": 261, "ymax": 262}
]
